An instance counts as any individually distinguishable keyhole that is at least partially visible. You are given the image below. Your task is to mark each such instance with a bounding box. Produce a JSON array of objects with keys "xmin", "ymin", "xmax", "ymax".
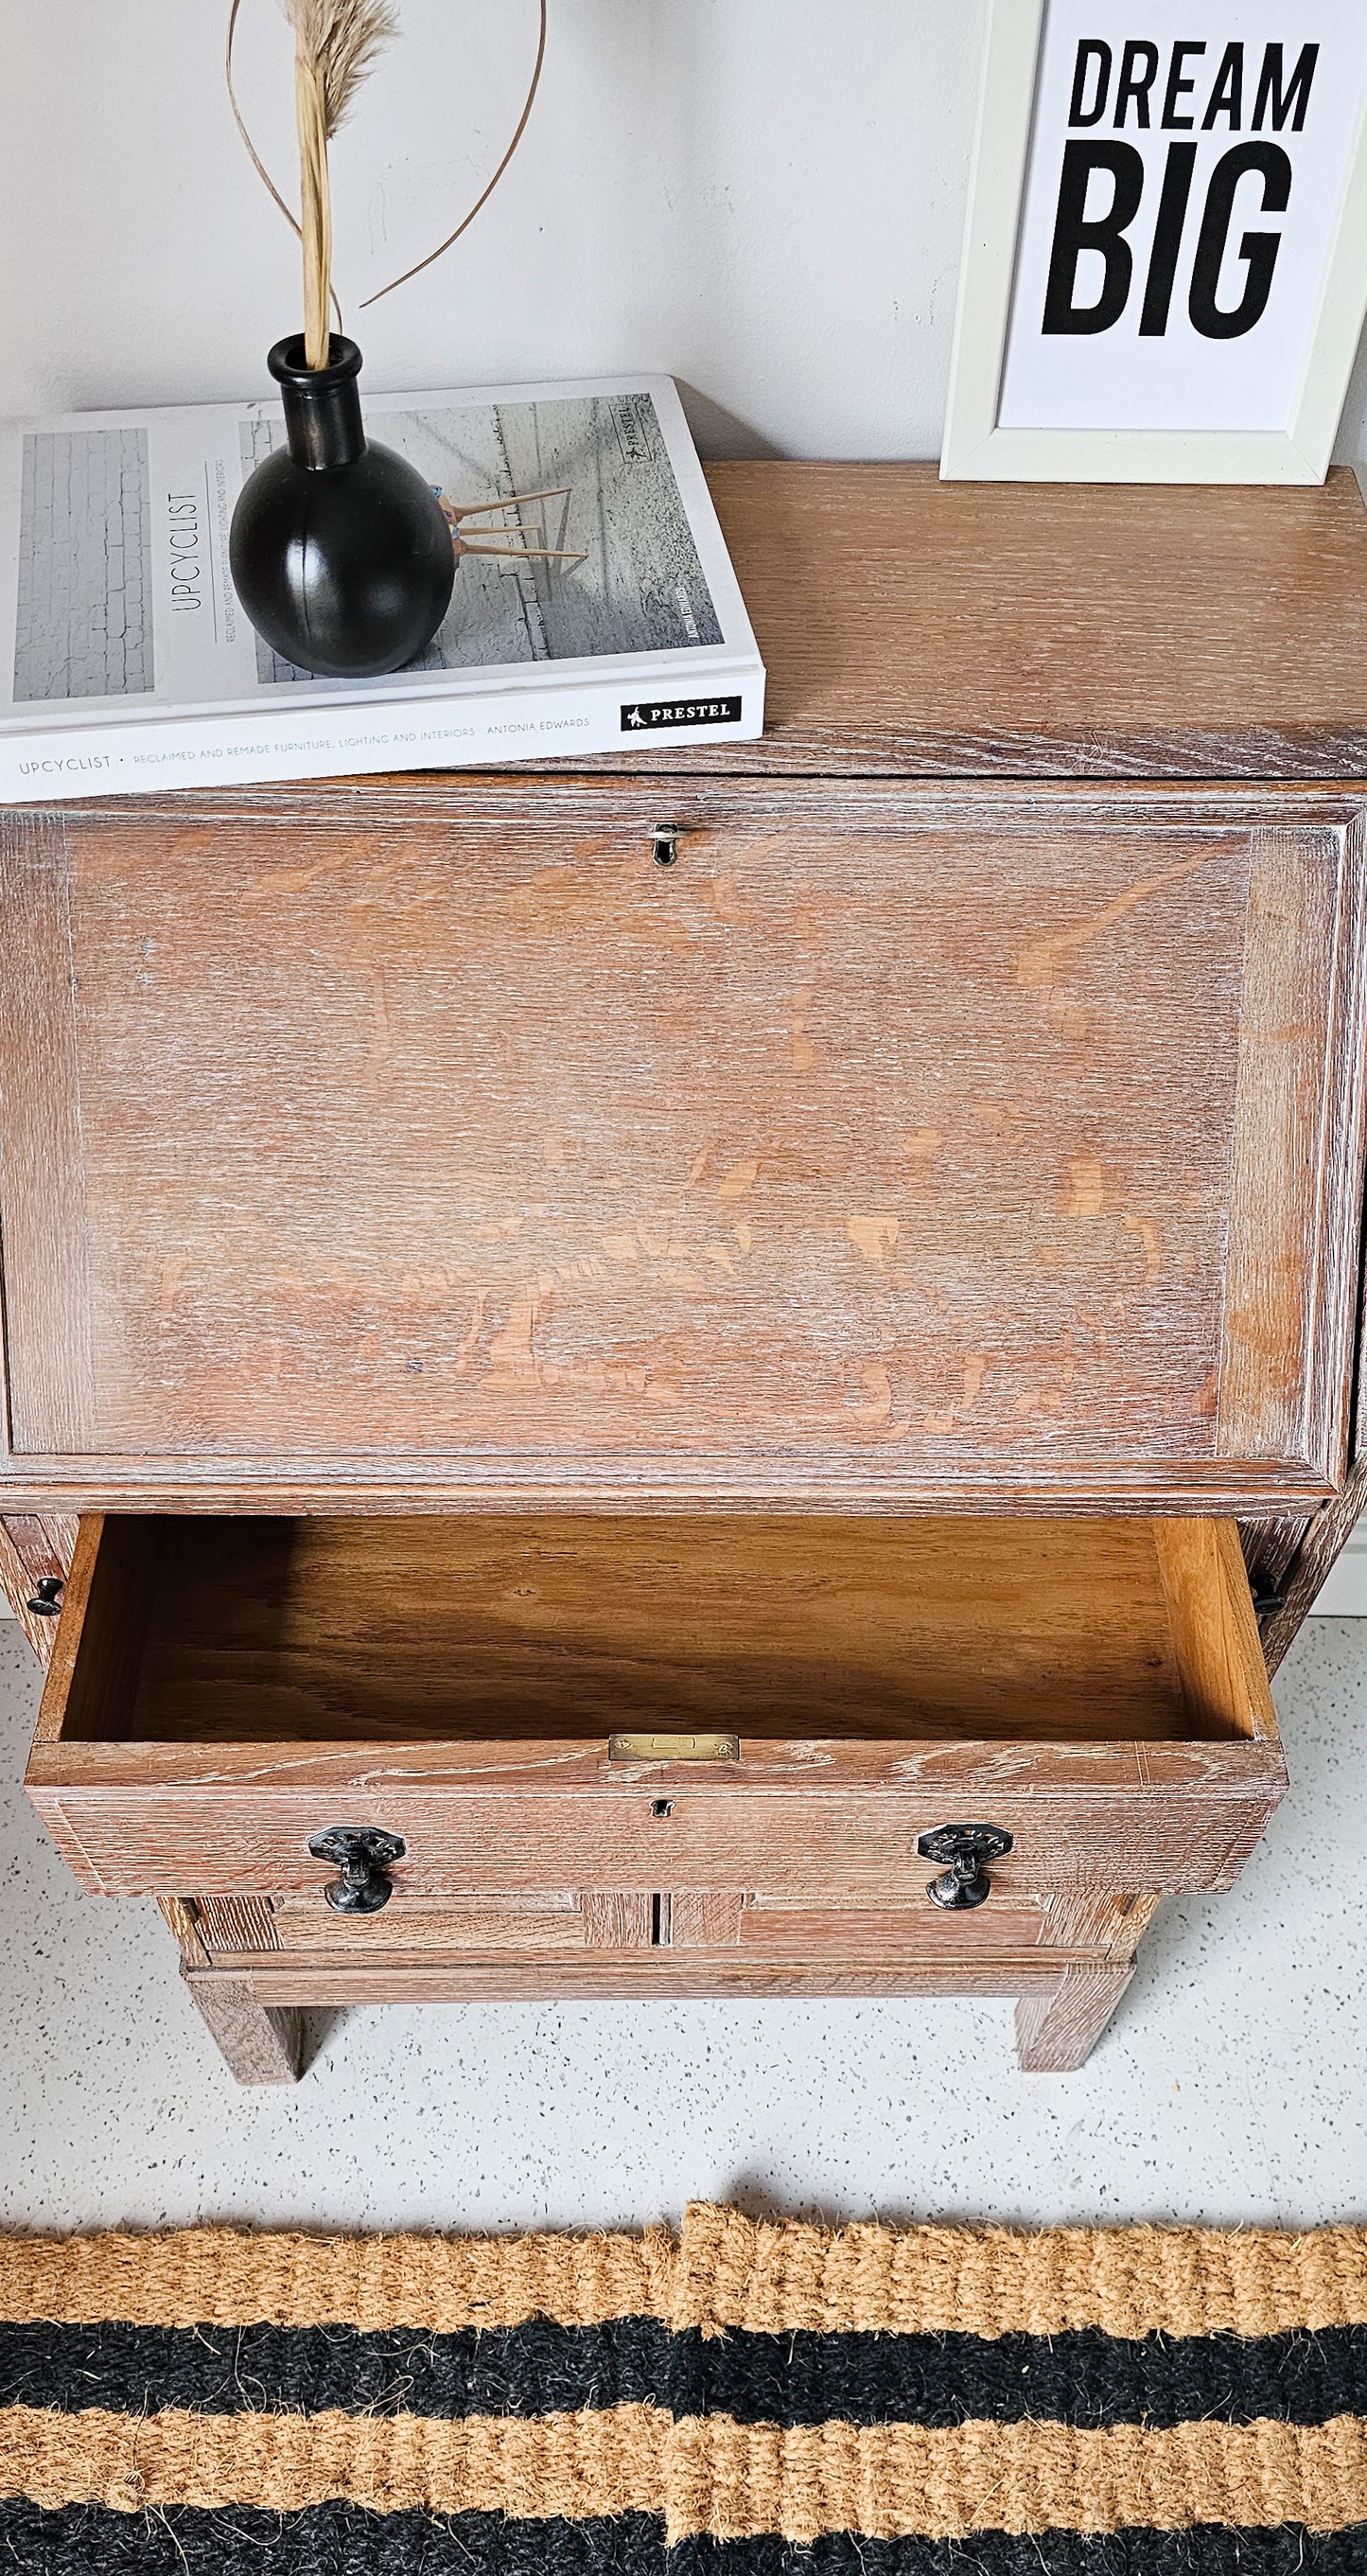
[
  {"xmin": 651, "ymin": 824, "xmax": 680, "ymax": 868},
  {"xmin": 651, "ymin": 1799, "xmax": 675, "ymax": 1819}
]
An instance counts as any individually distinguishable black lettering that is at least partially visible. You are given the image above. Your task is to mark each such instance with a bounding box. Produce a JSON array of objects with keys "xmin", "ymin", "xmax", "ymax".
[
  {"xmin": 1069, "ymin": 39, "xmax": 1112, "ymax": 127},
  {"xmin": 1188, "ymin": 141, "xmax": 1292, "ymax": 340},
  {"xmin": 1113, "ymin": 40, "xmax": 1159, "ymax": 128},
  {"xmin": 1253, "ymin": 43, "xmax": 1319, "ymax": 133},
  {"xmin": 1163, "ymin": 41, "xmax": 1207, "ymax": 129},
  {"xmin": 1043, "ymin": 141, "xmax": 1146, "ymax": 335},
  {"xmin": 1201, "ymin": 42, "xmax": 1244, "ymax": 131},
  {"xmin": 1139, "ymin": 141, "xmax": 1199, "ymax": 336}
]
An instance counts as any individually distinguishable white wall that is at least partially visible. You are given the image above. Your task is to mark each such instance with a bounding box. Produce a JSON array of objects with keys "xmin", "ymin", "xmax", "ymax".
[{"xmin": 8, "ymin": 0, "xmax": 1363, "ymax": 464}]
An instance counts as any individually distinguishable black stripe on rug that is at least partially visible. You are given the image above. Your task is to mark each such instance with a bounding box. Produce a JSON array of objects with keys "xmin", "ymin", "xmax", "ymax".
[
  {"xmin": 0, "ymin": 2503, "xmax": 662, "ymax": 2572},
  {"xmin": 0, "ymin": 2314, "xmax": 668, "ymax": 2419},
  {"xmin": 4, "ymin": 2510, "xmax": 1367, "ymax": 2576},
  {"xmin": 673, "ymin": 2320, "xmax": 1367, "ymax": 2429},
  {"xmin": 3, "ymin": 2316, "xmax": 1365, "ymax": 2431},
  {"xmin": 671, "ymin": 2537, "xmax": 1367, "ymax": 2576}
]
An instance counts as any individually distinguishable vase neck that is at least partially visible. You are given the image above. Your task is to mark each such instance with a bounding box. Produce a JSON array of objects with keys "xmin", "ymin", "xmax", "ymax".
[{"xmin": 267, "ymin": 335, "xmax": 366, "ymax": 471}]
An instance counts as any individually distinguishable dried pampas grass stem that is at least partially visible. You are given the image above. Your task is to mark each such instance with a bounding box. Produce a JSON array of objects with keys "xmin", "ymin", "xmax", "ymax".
[{"xmin": 289, "ymin": 0, "xmax": 396, "ymax": 365}]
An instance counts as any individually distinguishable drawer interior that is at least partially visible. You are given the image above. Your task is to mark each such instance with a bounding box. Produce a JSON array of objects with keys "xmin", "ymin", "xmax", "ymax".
[{"xmin": 45, "ymin": 1512, "xmax": 1271, "ymax": 1748}]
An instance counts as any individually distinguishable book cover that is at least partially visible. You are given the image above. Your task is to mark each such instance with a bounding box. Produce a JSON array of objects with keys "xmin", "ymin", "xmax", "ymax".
[{"xmin": 0, "ymin": 372, "xmax": 763, "ymax": 801}]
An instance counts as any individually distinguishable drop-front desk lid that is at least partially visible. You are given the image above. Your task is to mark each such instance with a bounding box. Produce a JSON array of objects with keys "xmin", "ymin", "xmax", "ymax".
[{"xmin": 0, "ymin": 767, "xmax": 1362, "ymax": 1514}]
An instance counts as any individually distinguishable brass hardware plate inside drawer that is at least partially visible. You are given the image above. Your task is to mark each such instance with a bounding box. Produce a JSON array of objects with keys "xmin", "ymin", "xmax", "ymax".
[{"xmin": 608, "ymin": 1731, "xmax": 740, "ymax": 1764}]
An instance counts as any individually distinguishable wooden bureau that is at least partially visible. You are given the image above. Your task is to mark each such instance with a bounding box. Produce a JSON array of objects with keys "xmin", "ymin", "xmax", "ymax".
[{"xmin": 3, "ymin": 463, "xmax": 1367, "ymax": 2081}]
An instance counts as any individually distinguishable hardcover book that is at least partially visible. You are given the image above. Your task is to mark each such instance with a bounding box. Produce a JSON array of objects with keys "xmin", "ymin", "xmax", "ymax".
[{"xmin": 0, "ymin": 371, "xmax": 763, "ymax": 801}]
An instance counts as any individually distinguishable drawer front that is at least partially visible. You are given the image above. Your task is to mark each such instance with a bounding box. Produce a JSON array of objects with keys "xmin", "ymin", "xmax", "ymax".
[
  {"xmin": 2, "ymin": 782, "xmax": 1363, "ymax": 1508},
  {"xmin": 278, "ymin": 1890, "xmax": 1161, "ymax": 1957},
  {"xmin": 30, "ymin": 1755, "xmax": 1285, "ymax": 1901},
  {"xmin": 205, "ymin": 1891, "xmax": 1057, "ymax": 1961},
  {"xmin": 26, "ymin": 1509, "xmax": 1287, "ymax": 1904}
]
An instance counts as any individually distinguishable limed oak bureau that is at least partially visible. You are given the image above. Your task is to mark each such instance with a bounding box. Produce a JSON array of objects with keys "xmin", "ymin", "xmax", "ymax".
[{"xmin": 4, "ymin": 463, "xmax": 1367, "ymax": 2083}]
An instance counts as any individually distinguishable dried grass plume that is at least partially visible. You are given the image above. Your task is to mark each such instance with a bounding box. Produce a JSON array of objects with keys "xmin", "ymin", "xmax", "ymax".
[
  {"xmin": 289, "ymin": 0, "xmax": 397, "ymax": 365},
  {"xmin": 289, "ymin": 0, "xmax": 397, "ymax": 136}
]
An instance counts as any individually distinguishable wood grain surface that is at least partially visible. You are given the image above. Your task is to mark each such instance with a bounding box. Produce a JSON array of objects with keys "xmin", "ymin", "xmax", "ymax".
[
  {"xmin": 154, "ymin": 1895, "xmax": 208, "ymax": 1966},
  {"xmin": 28, "ymin": 1515, "xmax": 149, "ymax": 1751},
  {"xmin": 111, "ymin": 1512, "xmax": 1193, "ymax": 1747},
  {"xmin": 240, "ymin": 1885, "xmax": 1161, "ymax": 1967},
  {"xmin": 1218, "ymin": 820, "xmax": 1367, "ymax": 1483},
  {"xmin": 1036, "ymin": 1888, "xmax": 1161, "ymax": 1951},
  {"xmin": 177, "ymin": 1972, "xmax": 303, "ymax": 2085},
  {"xmin": 46, "ymin": 1511, "xmax": 1235, "ymax": 1748},
  {"xmin": 582, "ymin": 1891, "xmax": 654, "ymax": 1950},
  {"xmin": 1260, "ymin": 1458, "xmax": 1367, "ymax": 1675},
  {"xmin": 23, "ymin": 1769, "xmax": 1287, "ymax": 1906},
  {"xmin": 686, "ymin": 465, "xmax": 1367, "ymax": 780},
  {"xmin": 195, "ymin": 1895, "xmax": 280, "ymax": 1953},
  {"xmin": 271, "ymin": 1890, "xmax": 589, "ymax": 1956},
  {"xmin": 215, "ymin": 1892, "xmax": 1093, "ymax": 1964},
  {"xmin": 1152, "ymin": 1520, "xmax": 1277, "ymax": 1744},
  {"xmin": 179, "ymin": 1954, "xmax": 1090, "ymax": 2006},
  {"xmin": 1256, "ymin": 1209, "xmax": 1367, "ymax": 1672},
  {"xmin": 1, "ymin": 782, "xmax": 1361, "ymax": 1512},
  {"xmin": 667, "ymin": 1891, "xmax": 745, "ymax": 1948},
  {"xmin": 1015, "ymin": 1964, "xmax": 1135, "ymax": 2073},
  {"xmin": 0, "ymin": 812, "xmax": 95, "ymax": 1452}
]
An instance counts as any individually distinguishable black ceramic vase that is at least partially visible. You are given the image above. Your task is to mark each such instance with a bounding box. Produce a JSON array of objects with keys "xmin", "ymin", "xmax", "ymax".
[{"xmin": 229, "ymin": 336, "xmax": 454, "ymax": 677}]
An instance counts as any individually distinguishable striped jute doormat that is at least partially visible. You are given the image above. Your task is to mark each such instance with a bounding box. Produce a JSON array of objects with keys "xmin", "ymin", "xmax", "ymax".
[{"xmin": 1, "ymin": 2203, "xmax": 1366, "ymax": 2570}]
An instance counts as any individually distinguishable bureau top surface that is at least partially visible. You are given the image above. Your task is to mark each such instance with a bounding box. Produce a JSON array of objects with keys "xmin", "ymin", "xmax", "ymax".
[
  {"xmin": 13, "ymin": 463, "xmax": 1367, "ymax": 798},
  {"xmin": 682, "ymin": 463, "xmax": 1367, "ymax": 781}
]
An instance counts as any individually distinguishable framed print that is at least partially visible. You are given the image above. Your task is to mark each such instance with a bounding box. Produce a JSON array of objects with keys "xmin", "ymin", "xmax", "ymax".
[{"xmin": 942, "ymin": 1, "xmax": 1367, "ymax": 480}]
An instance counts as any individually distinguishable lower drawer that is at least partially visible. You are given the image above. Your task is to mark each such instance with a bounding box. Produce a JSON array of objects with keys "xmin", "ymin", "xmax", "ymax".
[
  {"xmin": 208, "ymin": 1888, "xmax": 1086, "ymax": 1957},
  {"xmin": 171, "ymin": 1885, "xmax": 1160, "ymax": 2007},
  {"xmin": 28, "ymin": 1510, "xmax": 1285, "ymax": 1917}
]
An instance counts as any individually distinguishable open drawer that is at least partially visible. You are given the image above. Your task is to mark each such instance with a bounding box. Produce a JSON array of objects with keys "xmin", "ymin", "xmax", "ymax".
[{"xmin": 27, "ymin": 1511, "xmax": 1286, "ymax": 1907}]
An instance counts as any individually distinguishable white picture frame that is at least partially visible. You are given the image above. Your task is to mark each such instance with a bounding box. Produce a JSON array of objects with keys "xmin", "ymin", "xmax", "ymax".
[{"xmin": 942, "ymin": 0, "xmax": 1367, "ymax": 482}]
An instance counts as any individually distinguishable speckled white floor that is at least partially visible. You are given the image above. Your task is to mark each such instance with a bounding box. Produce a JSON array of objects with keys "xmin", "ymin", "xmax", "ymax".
[{"xmin": 2, "ymin": 1614, "xmax": 1364, "ymax": 2236}]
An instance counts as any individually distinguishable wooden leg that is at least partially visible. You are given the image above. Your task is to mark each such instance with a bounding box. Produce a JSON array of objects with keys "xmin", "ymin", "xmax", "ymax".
[
  {"xmin": 157, "ymin": 1895, "xmax": 302, "ymax": 2085},
  {"xmin": 1015, "ymin": 1962, "xmax": 1134, "ymax": 2073},
  {"xmin": 181, "ymin": 1967, "xmax": 304, "ymax": 2086}
]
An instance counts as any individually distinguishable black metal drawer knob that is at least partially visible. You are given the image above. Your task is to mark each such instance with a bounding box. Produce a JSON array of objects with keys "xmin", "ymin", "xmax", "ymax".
[
  {"xmin": 26, "ymin": 1576, "xmax": 64, "ymax": 1618},
  {"xmin": 917, "ymin": 1822, "xmax": 1014, "ymax": 1911},
  {"xmin": 307, "ymin": 1826, "xmax": 406, "ymax": 1913}
]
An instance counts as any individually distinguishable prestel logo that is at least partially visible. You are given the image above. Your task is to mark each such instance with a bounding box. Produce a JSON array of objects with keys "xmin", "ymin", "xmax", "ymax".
[{"xmin": 621, "ymin": 696, "xmax": 743, "ymax": 732}]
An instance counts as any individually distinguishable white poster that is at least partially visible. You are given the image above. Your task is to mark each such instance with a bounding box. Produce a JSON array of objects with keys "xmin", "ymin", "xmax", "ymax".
[{"xmin": 998, "ymin": 4, "xmax": 1367, "ymax": 434}]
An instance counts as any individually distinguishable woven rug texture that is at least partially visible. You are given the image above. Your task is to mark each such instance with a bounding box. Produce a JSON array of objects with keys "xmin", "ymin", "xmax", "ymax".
[{"xmin": 0, "ymin": 2203, "xmax": 1365, "ymax": 2570}]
